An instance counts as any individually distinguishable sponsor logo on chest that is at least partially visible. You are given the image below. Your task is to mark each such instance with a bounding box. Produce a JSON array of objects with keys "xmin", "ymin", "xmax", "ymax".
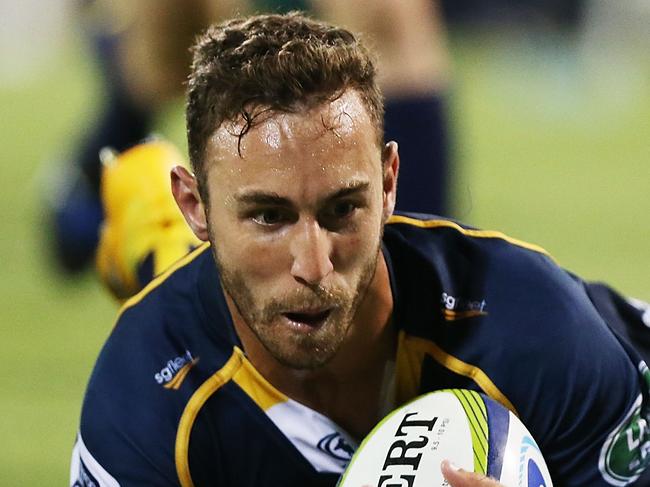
[
  {"xmin": 440, "ymin": 292, "xmax": 488, "ymax": 321},
  {"xmin": 154, "ymin": 350, "xmax": 199, "ymax": 390}
]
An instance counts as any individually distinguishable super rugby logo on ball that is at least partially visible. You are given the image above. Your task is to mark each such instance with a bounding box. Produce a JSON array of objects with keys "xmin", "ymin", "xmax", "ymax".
[{"xmin": 338, "ymin": 389, "xmax": 553, "ymax": 487}]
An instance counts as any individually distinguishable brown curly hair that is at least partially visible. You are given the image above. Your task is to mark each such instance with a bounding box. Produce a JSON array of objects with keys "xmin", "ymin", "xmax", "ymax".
[{"xmin": 186, "ymin": 11, "xmax": 384, "ymax": 199}]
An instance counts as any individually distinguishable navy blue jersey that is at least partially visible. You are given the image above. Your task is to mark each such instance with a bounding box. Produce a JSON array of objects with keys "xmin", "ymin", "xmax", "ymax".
[{"xmin": 71, "ymin": 214, "xmax": 650, "ymax": 486}]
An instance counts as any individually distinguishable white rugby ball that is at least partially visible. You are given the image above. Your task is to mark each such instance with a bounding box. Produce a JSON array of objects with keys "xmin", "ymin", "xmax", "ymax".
[{"xmin": 338, "ymin": 389, "xmax": 552, "ymax": 487}]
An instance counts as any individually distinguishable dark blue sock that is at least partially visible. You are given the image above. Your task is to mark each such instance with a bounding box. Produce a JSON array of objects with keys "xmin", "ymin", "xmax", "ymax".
[
  {"xmin": 51, "ymin": 29, "xmax": 152, "ymax": 272},
  {"xmin": 384, "ymin": 94, "xmax": 450, "ymax": 216},
  {"xmin": 77, "ymin": 31, "xmax": 153, "ymax": 192}
]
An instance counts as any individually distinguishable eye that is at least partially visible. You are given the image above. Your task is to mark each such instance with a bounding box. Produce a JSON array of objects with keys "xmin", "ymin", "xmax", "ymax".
[
  {"xmin": 250, "ymin": 208, "xmax": 290, "ymax": 226},
  {"xmin": 331, "ymin": 201, "xmax": 357, "ymax": 219},
  {"xmin": 319, "ymin": 200, "xmax": 361, "ymax": 230}
]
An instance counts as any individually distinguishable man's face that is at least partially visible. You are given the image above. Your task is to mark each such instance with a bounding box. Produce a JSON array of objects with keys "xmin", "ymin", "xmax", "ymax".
[{"xmin": 202, "ymin": 91, "xmax": 393, "ymax": 369}]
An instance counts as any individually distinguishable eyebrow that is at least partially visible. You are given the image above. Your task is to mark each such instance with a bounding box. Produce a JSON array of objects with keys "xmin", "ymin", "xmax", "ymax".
[
  {"xmin": 233, "ymin": 180, "xmax": 371, "ymax": 206},
  {"xmin": 326, "ymin": 181, "xmax": 371, "ymax": 201}
]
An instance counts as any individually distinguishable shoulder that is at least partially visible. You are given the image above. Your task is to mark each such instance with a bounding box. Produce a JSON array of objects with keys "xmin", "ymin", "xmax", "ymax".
[
  {"xmin": 385, "ymin": 213, "xmax": 571, "ymax": 335},
  {"xmin": 115, "ymin": 243, "xmax": 212, "ymax": 327},
  {"xmin": 385, "ymin": 212, "xmax": 612, "ymax": 320},
  {"xmin": 93, "ymin": 244, "xmax": 223, "ymax": 398},
  {"xmin": 387, "ymin": 213, "xmax": 638, "ymax": 390},
  {"xmin": 76, "ymin": 243, "xmax": 236, "ymax": 485},
  {"xmin": 385, "ymin": 213, "xmax": 552, "ymax": 276},
  {"xmin": 385, "ymin": 213, "xmax": 549, "ymax": 254},
  {"xmin": 384, "ymin": 213, "xmax": 560, "ymax": 310}
]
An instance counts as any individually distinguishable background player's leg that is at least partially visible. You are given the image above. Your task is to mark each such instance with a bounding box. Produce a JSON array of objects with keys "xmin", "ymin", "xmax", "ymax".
[
  {"xmin": 384, "ymin": 94, "xmax": 450, "ymax": 215},
  {"xmin": 48, "ymin": 16, "xmax": 153, "ymax": 273},
  {"xmin": 311, "ymin": 0, "xmax": 452, "ymax": 215}
]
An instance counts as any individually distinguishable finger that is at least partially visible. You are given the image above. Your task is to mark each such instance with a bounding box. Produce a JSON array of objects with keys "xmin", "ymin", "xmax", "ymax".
[{"xmin": 441, "ymin": 460, "xmax": 504, "ymax": 487}]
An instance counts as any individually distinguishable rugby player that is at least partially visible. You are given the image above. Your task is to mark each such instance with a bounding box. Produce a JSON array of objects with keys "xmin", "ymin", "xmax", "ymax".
[{"xmin": 72, "ymin": 12, "xmax": 650, "ymax": 487}]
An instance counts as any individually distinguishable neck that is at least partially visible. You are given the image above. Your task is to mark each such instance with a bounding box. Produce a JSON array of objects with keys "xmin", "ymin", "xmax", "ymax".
[{"xmin": 227, "ymin": 253, "xmax": 395, "ymax": 439}]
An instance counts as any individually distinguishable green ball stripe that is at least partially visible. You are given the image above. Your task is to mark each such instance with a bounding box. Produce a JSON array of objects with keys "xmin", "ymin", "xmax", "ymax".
[{"xmin": 451, "ymin": 389, "xmax": 489, "ymax": 475}]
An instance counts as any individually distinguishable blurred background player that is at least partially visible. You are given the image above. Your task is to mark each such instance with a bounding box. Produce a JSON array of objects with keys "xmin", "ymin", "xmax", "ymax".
[{"xmin": 46, "ymin": 0, "xmax": 452, "ymax": 275}]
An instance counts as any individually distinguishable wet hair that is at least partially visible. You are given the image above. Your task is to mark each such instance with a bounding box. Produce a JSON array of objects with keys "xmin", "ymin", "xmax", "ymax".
[{"xmin": 186, "ymin": 11, "xmax": 384, "ymax": 199}]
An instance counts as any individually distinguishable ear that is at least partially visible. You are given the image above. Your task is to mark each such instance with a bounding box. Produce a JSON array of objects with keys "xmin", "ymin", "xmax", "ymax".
[
  {"xmin": 171, "ymin": 166, "xmax": 209, "ymax": 241},
  {"xmin": 381, "ymin": 141, "xmax": 400, "ymax": 222}
]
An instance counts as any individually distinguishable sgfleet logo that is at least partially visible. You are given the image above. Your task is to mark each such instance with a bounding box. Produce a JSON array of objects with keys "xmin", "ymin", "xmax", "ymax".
[
  {"xmin": 154, "ymin": 350, "xmax": 199, "ymax": 390},
  {"xmin": 440, "ymin": 292, "xmax": 488, "ymax": 321}
]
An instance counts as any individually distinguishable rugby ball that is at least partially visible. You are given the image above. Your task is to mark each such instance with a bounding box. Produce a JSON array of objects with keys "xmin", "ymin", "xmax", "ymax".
[{"xmin": 338, "ymin": 389, "xmax": 552, "ymax": 487}]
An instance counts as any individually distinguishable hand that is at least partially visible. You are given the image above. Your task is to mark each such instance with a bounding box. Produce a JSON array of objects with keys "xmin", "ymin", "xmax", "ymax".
[{"xmin": 441, "ymin": 460, "xmax": 505, "ymax": 487}]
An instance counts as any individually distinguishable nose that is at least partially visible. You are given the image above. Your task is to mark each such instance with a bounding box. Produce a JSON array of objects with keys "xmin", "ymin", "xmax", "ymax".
[{"xmin": 290, "ymin": 218, "xmax": 334, "ymax": 286}]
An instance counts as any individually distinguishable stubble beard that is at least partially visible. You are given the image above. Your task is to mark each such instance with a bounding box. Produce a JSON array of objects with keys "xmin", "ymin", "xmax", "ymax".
[{"xmin": 209, "ymin": 235, "xmax": 383, "ymax": 370}]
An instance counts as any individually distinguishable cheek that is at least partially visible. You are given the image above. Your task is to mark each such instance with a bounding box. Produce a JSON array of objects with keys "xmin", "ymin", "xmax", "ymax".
[
  {"xmin": 333, "ymin": 220, "xmax": 382, "ymax": 269},
  {"xmin": 223, "ymin": 235, "xmax": 291, "ymax": 283},
  {"xmin": 250, "ymin": 242, "xmax": 287, "ymax": 276}
]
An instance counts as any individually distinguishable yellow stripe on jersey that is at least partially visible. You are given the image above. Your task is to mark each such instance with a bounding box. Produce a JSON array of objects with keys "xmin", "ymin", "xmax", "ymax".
[
  {"xmin": 395, "ymin": 331, "xmax": 518, "ymax": 416},
  {"xmin": 175, "ymin": 348, "xmax": 244, "ymax": 487},
  {"xmin": 114, "ymin": 242, "xmax": 210, "ymax": 324},
  {"xmin": 233, "ymin": 354, "xmax": 288, "ymax": 411},
  {"xmin": 174, "ymin": 347, "xmax": 289, "ymax": 487},
  {"xmin": 452, "ymin": 389, "xmax": 489, "ymax": 475},
  {"xmin": 387, "ymin": 215, "xmax": 551, "ymax": 257},
  {"xmin": 395, "ymin": 332, "xmax": 424, "ymax": 406}
]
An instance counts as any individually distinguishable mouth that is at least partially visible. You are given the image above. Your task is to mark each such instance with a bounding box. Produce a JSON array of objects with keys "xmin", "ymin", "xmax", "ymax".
[{"xmin": 282, "ymin": 309, "xmax": 332, "ymax": 329}]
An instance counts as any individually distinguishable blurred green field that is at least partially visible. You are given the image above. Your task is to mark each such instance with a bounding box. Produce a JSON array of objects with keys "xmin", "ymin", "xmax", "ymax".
[{"xmin": 0, "ymin": 30, "xmax": 648, "ymax": 485}]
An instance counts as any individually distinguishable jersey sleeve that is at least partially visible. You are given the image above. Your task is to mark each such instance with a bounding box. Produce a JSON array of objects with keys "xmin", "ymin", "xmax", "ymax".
[
  {"xmin": 70, "ymin": 433, "xmax": 121, "ymax": 487},
  {"xmin": 71, "ymin": 387, "xmax": 180, "ymax": 487},
  {"xmin": 71, "ymin": 306, "xmax": 186, "ymax": 487},
  {"xmin": 493, "ymin": 259, "xmax": 650, "ymax": 486}
]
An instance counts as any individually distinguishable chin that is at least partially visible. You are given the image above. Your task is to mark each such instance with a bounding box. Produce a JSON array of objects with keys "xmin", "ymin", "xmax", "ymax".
[
  {"xmin": 264, "ymin": 320, "xmax": 348, "ymax": 370},
  {"xmin": 273, "ymin": 350, "xmax": 335, "ymax": 370},
  {"xmin": 269, "ymin": 337, "xmax": 341, "ymax": 370}
]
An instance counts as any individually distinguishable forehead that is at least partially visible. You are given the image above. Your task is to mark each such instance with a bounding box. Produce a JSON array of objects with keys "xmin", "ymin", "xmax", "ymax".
[{"xmin": 205, "ymin": 90, "xmax": 379, "ymax": 170}]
